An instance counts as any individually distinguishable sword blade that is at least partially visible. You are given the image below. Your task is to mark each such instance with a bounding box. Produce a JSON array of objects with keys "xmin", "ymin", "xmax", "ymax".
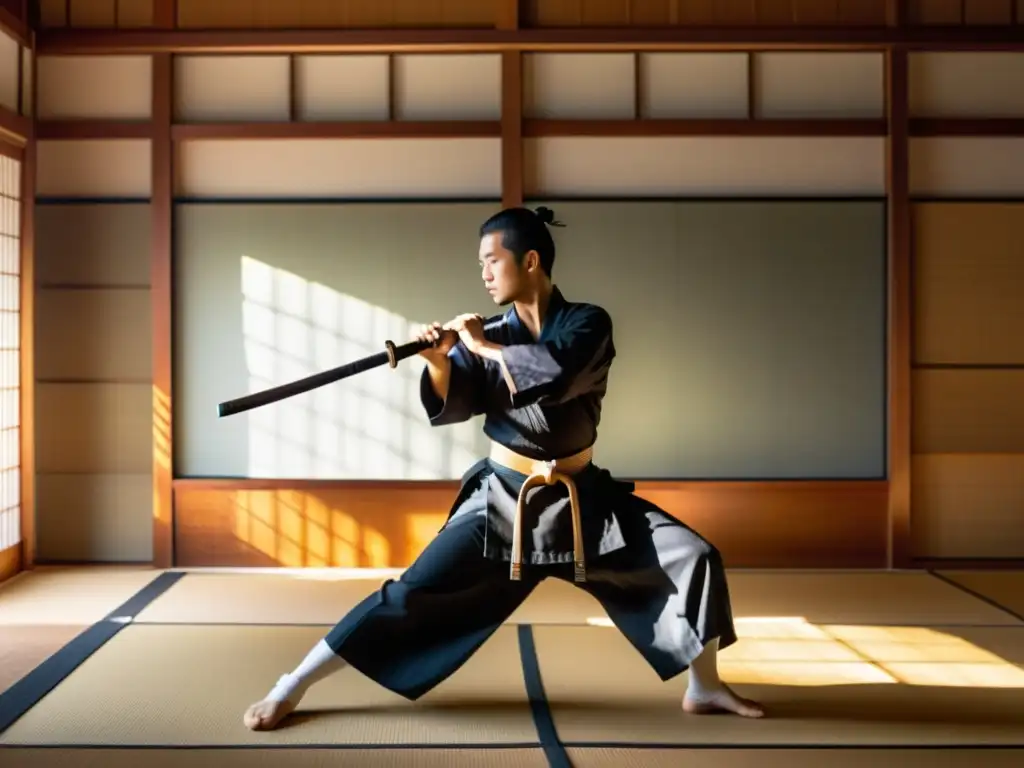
[{"xmin": 217, "ymin": 317, "xmax": 506, "ymax": 418}]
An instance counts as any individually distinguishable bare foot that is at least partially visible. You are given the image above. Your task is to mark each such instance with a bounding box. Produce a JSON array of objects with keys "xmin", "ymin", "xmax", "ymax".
[
  {"xmin": 243, "ymin": 698, "xmax": 296, "ymax": 731},
  {"xmin": 682, "ymin": 685, "xmax": 765, "ymax": 718}
]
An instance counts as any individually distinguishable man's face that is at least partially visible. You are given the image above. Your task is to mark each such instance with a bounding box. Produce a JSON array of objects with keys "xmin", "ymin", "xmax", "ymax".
[{"xmin": 479, "ymin": 232, "xmax": 528, "ymax": 305}]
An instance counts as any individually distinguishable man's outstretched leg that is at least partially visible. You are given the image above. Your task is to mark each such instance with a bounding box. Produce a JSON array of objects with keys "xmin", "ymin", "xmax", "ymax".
[
  {"xmin": 242, "ymin": 512, "xmax": 536, "ymax": 730},
  {"xmin": 681, "ymin": 636, "xmax": 763, "ymax": 717},
  {"xmin": 576, "ymin": 500, "xmax": 764, "ymax": 719},
  {"xmin": 244, "ymin": 639, "xmax": 347, "ymax": 730}
]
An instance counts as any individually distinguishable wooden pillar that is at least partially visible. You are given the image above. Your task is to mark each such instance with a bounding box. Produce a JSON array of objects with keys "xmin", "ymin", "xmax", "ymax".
[
  {"xmin": 499, "ymin": 1, "xmax": 523, "ymax": 208},
  {"xmin": 885, "ymin": 1, "xmax": 912, "ymax": 569},
  {"xmin": 151, "ymin": 1, "xmax": 175, "ymax": 568},
  {"xmin": 19, "ymin": 33, "xmax": 36, "ymax": 571}
]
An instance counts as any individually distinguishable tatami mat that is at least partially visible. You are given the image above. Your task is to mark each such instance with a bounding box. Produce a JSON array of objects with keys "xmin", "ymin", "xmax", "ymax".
[
  {"xmin": 725, "ymin": 571, "xmax": 1021, "ymax": 626},
  {"xmin": 132, "ymin": 572, "xmax": 608, "ymax": 626},
  {"xmin": 938, "ymin": 571, "xmax": 1024, "ymax": 621},
  {"xmin": 133, "ymin": 573, "xmax": 386, "ymax": 624},
  {"xmin": 0, "ymin": 625, "xmax": 88, "ymax": 693},
  {"xmin": 567, "ymin": 748, "xmax": 1024, "ymax": 768},
  {"xmin": 533, "ymin": 624, "xmax": 1024, "ymax": 746},
  {"xmin": 0, "ymin": 567, "xmax": 163, "ymax": 626},
  {"xmin": 131, "ymin": 570, "xmax": 1018, "ymax": 627},
  {"xmin": 0, "ymin": 624, "xmax": 538, "ymax": 747},
  {"xmin": 0, "ymin": 748, "xmax": 550, "ymax": 767}
]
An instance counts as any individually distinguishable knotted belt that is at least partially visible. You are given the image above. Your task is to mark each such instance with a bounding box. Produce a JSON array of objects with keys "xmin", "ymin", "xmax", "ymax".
[{"xmin": 489, "ymin": 442, "xmax": 594, "ymax": 583}]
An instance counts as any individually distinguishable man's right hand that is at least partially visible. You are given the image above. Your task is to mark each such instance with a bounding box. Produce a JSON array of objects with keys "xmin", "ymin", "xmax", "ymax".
[{"xmin": 416, "ymin": 322, "xmax": 457, "ymax": 361}]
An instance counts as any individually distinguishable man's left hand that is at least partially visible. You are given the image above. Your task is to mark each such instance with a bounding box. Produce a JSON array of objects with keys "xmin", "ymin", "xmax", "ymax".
[{"xmin": 444, "ymin": 313, "xmax": 486, "ymax": 354}]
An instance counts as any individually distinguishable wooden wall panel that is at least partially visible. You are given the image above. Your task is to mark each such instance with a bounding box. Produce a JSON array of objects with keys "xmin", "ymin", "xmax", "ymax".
[
  {"xmin": 964, "ymin": 0, "xmax": 1016, "ymax": 23},
  {"xmin": 393, "ymin": 55, "xmax": 502, "ymax": 121},
  {"xmin": 0, "ymin": 26, "xmax": 17, "ymax": 113},
  {"xmin": 174, "ymin": 480, "xmax": 890, "ymax": 569},
  {"xmin": 0, "ymin": 542, "xmax": 17, "ymax": 584},
  {"xmin": 755, "ymin": 53, "xmax": 885, "ymax": 119},
  {"xmin": 909, "ymin": 0, "xmax": 966, "ymax": 24},
  {"xmin": 36, "ymin": 473, "xmax": 152, "ymax": 561},
  {"xmin": 34, "ymin": 203, "xmax": 153, "ymax": 564},
  {"xmin": 294, "ymin": 56, "xmax": 390, "ymax": 122},
  {"xmin": 524, "ymin": 54, "xmax": 636, "ymax": 119},
  {"xmin": 911, "ymin": 201, "xmax": 1024, "ymax": 561},
  {"xmin": 910, "ymin": 0, "xmax": 1023, "ymax": 24},
  {"xmin": 36, "ymin": 140, "xmax": 152, "ymax": 198},
  {"xmin": 912, "ymin": 454, "xmax": 1024, "ymax": 559},
  {"xmin": 176, "ymin": 0, "xmax": 498, "ymax": 29},
  {"xmin": 525, "ymin": 137, "xmax": 885, "ymax": 196},
  {"xmin": 913, "ymin": 370, "xmax": 1024, "ymax": 453},
  {"xmin": 69, "ymin": 0, "xmax": 117, "ymax": 27},
  {"xmin": 175, "ymin": 138, "xmax": 502, "ymax": 198},
  {"xmin": 118, "ymin": 0, "xmax": 155, "ymax": 27},
  {"xmin": 911, "ymin": 138, "xmax": 1024, "ymax": 197},
  {"xmin": 909, "ymin": 53, "xmax": 1024, "ymax": 118},
  {"xmin": 640, "ymin": 53, "xmax": 748, "ymax": 119},
  {"xmin": 35, "ymin": 289, "xmax": 152, "ymax": 381},
  {"xmin": 174, "ymin": 56, "xmax": 291, "ymax": 123},
  {"xmin": 37, "ymin": 55, "xmax": 153, "ymax": 120},
  {"xmin": 521, "ymin": 0, "xmax": 890, "ymax": 27},
  {"xmin": 40, "ymin": 0, "xmax": 153, "ymax": 28},
  {"xmin": 912, "ymin": 203, "xmax": 1024, "ymax": 365}
]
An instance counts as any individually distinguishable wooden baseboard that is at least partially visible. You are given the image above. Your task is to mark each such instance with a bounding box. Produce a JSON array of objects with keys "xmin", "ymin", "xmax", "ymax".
[
  {"xmin": 172, "ymin": 478, "xmax": 889, "ymax": 569},
  {"xmin": 0, "ymin": 543, "xmax": 21, "ymax": 584}
]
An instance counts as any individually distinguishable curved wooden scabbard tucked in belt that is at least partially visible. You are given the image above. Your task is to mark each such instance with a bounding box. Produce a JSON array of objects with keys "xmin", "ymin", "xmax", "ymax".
[{"xmin": 489, "ymin": 441, "xmax": 594, "ymax": 583}]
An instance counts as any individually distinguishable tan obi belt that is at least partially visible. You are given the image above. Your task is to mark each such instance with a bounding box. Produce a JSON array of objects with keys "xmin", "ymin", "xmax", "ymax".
[{"xmin": 488, "ymin": 441, "xmax": 594, "ymax": 583}]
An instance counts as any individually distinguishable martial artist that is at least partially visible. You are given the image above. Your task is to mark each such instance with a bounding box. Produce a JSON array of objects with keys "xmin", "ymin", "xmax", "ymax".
[{"xmin": 244, "ymin": 206, "xmax": 764, "ymax": 730}]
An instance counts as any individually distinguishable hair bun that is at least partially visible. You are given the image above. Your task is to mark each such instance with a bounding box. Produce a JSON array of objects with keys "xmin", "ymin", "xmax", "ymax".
[{"xmin": 534, "ymin": 206, "xmax": 565, "ymax": 227}]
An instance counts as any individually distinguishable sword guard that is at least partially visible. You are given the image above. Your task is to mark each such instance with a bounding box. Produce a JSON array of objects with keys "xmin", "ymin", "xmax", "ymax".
[
  {"xmin": 510, "ymin": 561, "xmax": 522, "ymax": 581},
  {"xmin": 573, "ymin": 561, "xmax": 586, "ymax": 583},
  {"xmin": 384, "ymin": 340, "xmax": 398, "ymax": 368}
]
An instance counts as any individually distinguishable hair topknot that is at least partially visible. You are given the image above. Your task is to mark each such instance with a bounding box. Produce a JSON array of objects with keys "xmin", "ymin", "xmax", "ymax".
[{"xmin": 534, "ymin": 206, "xmax": 565, "ymax": 227}]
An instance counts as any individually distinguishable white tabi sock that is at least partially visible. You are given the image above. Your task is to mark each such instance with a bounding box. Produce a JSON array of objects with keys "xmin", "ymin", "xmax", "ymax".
[
  {"xmin": 264, "ymin": 639, "xmax": 348, "ymax": 705},
  {"xmin": 685, "ymin": 636, "xmax": 724, "ymax": 702}
]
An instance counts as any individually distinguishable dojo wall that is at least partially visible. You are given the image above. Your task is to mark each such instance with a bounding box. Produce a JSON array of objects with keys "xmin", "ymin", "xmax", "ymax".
[
  {"xmin": 174, "ymin": 200, "xmax": 887, "ymax": 481},
  {"xmin": 30, "ymin": 46, "xmax": 1024, "ymax": 565}
]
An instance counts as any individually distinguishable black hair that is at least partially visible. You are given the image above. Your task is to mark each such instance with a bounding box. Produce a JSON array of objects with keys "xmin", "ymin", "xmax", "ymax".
[{"xmin": 479, "ymin": 206, "xmax": 565, "ymax": 277}]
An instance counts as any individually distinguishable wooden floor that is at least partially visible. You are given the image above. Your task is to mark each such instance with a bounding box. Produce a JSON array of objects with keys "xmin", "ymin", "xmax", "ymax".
[{"xmin": 1, "ymin": 565, "xmax": 1023, "ymax": 767}]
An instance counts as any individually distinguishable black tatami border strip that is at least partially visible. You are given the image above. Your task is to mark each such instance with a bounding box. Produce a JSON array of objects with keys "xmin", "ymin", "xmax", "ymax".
[
  {"xmin": 518, "ymin": 625, "xmax": 573, "ymax": 768},
  {"xmin": 927, "ymin": 571, "xmax": 1024, "ymax": 625},
  {"xmin": 0, "ymin": 571, "xmax": 186, "ymax": 735}
]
